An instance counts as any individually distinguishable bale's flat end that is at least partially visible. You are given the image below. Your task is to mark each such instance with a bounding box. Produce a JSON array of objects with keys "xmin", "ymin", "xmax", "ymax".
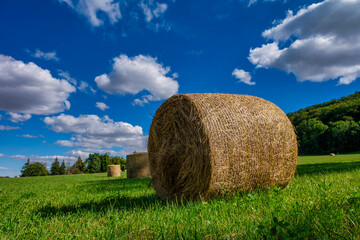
[{"xmin": 107, "ymin": 165, "xmax": 121, "ymax": 177}]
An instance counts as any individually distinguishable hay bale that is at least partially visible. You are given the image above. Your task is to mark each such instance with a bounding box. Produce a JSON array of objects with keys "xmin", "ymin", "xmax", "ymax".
[
  {"xmin": 107, "ymin": 165, "xmax": 121, "ymax": 177},
  {"xmin": 148, "ymin": 93, "xmax": 298, "ymax": 200},
  {"xmin": 126, "ymin": 152, "xmax": 151, "ymax": 178},
  {"xmin": 329, "ymin": 153, "xmax": 336, "ymax": 156}
]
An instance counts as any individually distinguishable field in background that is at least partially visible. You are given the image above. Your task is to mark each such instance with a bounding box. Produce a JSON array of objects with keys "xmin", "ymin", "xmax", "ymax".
[{"xmin": 1, "ymin": 154, "xmax": 360, "ymax": 239}]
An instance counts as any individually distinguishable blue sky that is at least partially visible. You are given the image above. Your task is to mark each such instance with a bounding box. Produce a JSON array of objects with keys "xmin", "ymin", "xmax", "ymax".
[{"xmin": 1, "ymin": 0, "xmax": 360, "ymax": 177}]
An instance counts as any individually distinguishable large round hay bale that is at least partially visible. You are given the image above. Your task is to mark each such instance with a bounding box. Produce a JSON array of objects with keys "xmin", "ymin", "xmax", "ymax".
[
  {"xmin": 126, "ymin": 152, "xmax": 151, "ymax": 178},
  {"xmin": 148, "ymin": 93, "xmax": 298, "ymax": 200},
  {"xmin": 107, "ymin": 165, "xmax": 121, "ymax": 177}
]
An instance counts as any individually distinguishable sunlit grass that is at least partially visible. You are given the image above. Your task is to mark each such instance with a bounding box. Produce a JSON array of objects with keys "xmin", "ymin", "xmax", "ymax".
[{"xmin": 1, "ymin": 153, "xmax": 360, "ymax": 239}]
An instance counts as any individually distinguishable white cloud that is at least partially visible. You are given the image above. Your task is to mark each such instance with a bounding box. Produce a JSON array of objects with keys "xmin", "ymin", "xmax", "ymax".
[
  {"xmin": 232, "ymin": 69, "xmax": 255, "ymax": 85},
  {"xmin": 0, "ymin": 54, "xmax": 76, "ymax": 115},
  {"xmin": 95, "ymin": 54, "xmax": 178, "ymax": 105},
  {"xmin": 8, "ymin": 113, "xmax": 32, "ymax": 123},
  {"xmin": 0, "ymin": 167, "xmax": 8, "ymax": 170},
  {"xmin": 59, "ymin": 0, "xmax": 121, "ymax": 27},
  {"xmin": 21, "ymin": 134, "xmax": 38, "ymax": 138},
  {"xmin": 249, "ymin": 0, "xmax": 360, "ymax": 85},
  {"xmin": 248, "ymin": 0, "xmax": 280, "ymax": 7},
  {"xmin": 31, "ymin": 49, "xmax": 59, "ymax": 61},
  {"xmin": 78, "ymin": 81, "xmax": 97, "ymax": 94},
  {"xmin": 66, "ymin": 148, "xmax": 127, "ymax": 158},
  {"xmin": 58, "ymin": 70, "xmax": 77, "ymax": 85},
  {"xmin": 0, "ymin": 153, "xmax": 4, "ymax": 157},
  {"xmin": 8, "ymin": 154, "xmax": 77, "ymax": 164},
  {"xmin": 65, "ymin": 149, "xmax": 90, "ymax": 158},
  {"xmin": 140, "ymin": 1, "xmax": 167, "ymax": 22},
  {"xmin": 95, "ymin": 102, "xmax": 109, "ymax": 111},
  {"xmin": 44, "ymin": 114, "xmax": 147, "ymax": 152},
  {"xmin": 0, "ymin": 125, "xmax": 20, "ymax": 131}
]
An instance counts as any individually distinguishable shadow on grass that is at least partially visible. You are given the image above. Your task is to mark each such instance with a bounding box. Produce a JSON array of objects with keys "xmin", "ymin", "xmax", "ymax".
[
  {"xmin": 36, "ymin": 194, "xmax": 160, "ymax": 218},
  {"xmin": 296, "ymin": 161, "xmax": 360, "ymax": 176},
  {"xmin": 35, "ymin": 177, "xmax": 161, "ymax": 218}
]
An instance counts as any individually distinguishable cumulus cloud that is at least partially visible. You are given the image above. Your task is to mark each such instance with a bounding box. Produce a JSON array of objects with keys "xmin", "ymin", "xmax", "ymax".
[
  {"xmin": 140, "ymin": 1, "xmax": 167, "ymax": 22},
  {"xmin": 232, "ymin": 69, "xmax": 255, "ymax": 85},
  {"xmin": 8, "ymin": 113, "xmax": 32, "ymax": 123},
  {"xmin": 58, "ymin": 0, "xmax": 121, "ymax": 27},
  {"xmin": 0, "ymin": 125, "xmax": 20, "ymax": 131},
  {"xmin": 44, "ymin": 114, "xmax": 147, "ymax": 152},
  {"xmin": 95, "ymin": 102, "xmax": 109, "ymax": 111},
  {"xmin": 30, "ymin": 49, "xmax": 59, "ymax": 61},
  {"xmin": 0, "ymin": 54, "xmax": 76, "ymax": 115},
  {"xmin": 249, "ymin": 0, "xmax": 360, "ymax": 85},
  {"xmin": 95, "ymin": 54, "xmax": 178, "ymax": 105}
]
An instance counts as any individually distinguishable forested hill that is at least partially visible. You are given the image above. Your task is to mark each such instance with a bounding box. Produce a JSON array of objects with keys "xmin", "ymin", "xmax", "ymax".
[{"xmin": 287, "ymin": 91, "xmax": 360, "ymax": 155}]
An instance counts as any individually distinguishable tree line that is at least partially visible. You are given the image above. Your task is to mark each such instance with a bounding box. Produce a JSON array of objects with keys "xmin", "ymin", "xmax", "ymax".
[
  {"xmin": 20, "ymin": 153, "xmax": 126, "ymax": 177},
  {"xmin": 287, "ymin": 91, "xmax": 360, "ymax": 155}
]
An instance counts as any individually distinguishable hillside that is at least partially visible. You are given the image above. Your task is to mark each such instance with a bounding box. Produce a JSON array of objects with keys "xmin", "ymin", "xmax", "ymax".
[{"xmin": 287, "ymin": 91, "xmax": 360, "ymax": 154}]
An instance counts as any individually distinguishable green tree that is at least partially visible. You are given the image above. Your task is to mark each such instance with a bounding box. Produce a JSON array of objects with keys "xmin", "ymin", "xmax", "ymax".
[
  {"xmin": 296, "ymin": 118, "xmax": 328, "ymax": 154},
  {"xmin": 21, "ymin": 158, "xmax": 31, "ymax": 177},
  {"xmin": 86, "ymin": 153, "xmax": 101, "ymax": 173},
  {"xmin": 50, "ymin": 157, "xmax": 61, "ymax": 175},
  {"xmin": 59, "ymin": 160, "xmax": 66, "ymax": 175},
  {"xmin": 110, "ymin": 156, "xmax": 126, "ymax": 170},
  {"xmin": 21, "ymin": 160, "xmax": 48, "ymax": 177},
  {"xmin": 100, "ymin": 153, "xmax": 111, "ymax": 172},
  {"xmin": 328, "ymin": 120, "xmax": 360, "ymax": 153}
]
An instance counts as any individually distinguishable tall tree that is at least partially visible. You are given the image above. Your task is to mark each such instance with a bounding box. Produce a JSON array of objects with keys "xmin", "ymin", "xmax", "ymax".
[
  {"xmin": 86, "ymin": 153, "xmax": 101, "ymax": 173},
  {"xmin": 21, "ymin": 160, "xmax": 48, "ymax": 177},
  {"xmin": 50, "ymin": 157, "xmax": 61, "ymax": 175},
  {"xmin": 100, "ymin": 153, "xmax": 111, "ymax": 172},
  {"xmin": 21, "ymin": 158, "xmax": 31, "ymax": 177},
  {"xmin": 60, "ymin": 160, "xmax": 66, "ymax": 175}
]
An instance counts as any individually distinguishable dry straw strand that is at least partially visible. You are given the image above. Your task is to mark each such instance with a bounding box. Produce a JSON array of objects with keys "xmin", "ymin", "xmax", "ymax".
[
  {"xmin": 126, "ymin": 152, "xmax": 151, "ymax": 178},
  {"xmin": 148, "ymin": 93, "xmax": 298, "ymax": 201}
]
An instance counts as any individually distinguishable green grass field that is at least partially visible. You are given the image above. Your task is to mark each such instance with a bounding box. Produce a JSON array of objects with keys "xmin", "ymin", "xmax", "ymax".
[{"xmin": 1, "ymin": 154, "xmax": 360, "ymax": 239}]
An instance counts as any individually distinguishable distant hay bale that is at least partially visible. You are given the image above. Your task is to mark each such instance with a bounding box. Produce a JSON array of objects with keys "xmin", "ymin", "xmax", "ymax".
[
  {"xmin": 107, "ymin": 165, "xmax": 121, "ymax": 177},
  {"xmin": 148, "ymin": 93, "xmax": 298, "ymax": 200},
  {"xmin": 126, "ymin": 152, "xmax": 151, "ymax": 178},
  {"xmin": 329, "ymin": 153, "xmax": 336, "ymax": 156}
]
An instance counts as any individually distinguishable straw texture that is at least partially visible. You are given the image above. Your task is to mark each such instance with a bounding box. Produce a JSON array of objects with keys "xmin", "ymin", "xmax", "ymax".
[
  {"xmin": 148, "ymin": 93, "xmax": 298, "ymax": 200},
  {"xmin": 126, "ymin": 152, "xmax": 151, "ymax": 178},
  {"xmin": 107, "ymin": 165, "xmax": 121, "ymax": 177}
]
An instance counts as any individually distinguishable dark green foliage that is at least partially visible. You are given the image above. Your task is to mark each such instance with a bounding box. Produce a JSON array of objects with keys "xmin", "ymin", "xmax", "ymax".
[
  {"xmin": 110, "ymin": 156, "xmax": 126, "ymax": 170},
  {"xmin": 86, "ymin": 153, "xmax": 101, "ymax": 173},
  {"xmin": 20, "ymin": 159, "xmax": 48, "ymax": 177},
  {"xmin": 50, "ymin": 157, "xmax": 61, "ymax": 175},
  {"xmin": 99, "ymin": 153, "xmax": 111, "ymax": 172},
  {"xmin": 59, "ymin": 161, "xmax": 66, "ymax": 175},
  {"xmin": 288, "ymin": 91, "xmax": 360, "ymax": 154},
  {"xmin": 67, "ymin": 156, "xmax": 87, "ymax": 174},
  {"xmin": 86, "ymin": 153, "xmax": 126, "ymax": 173},
  {"xmin": 296, "ymin": 118, "xmax": 328, "ymax": 154}
]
